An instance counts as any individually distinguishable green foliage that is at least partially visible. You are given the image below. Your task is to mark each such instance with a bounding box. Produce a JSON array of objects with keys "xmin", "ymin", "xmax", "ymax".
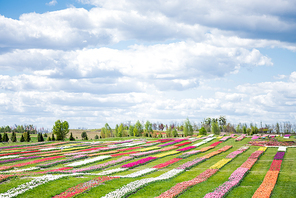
[
  {"xmin": 105, "ymin": 123, "xmax": 112, "ymax": 137},
  {"xmin": 236, "ymin": 124, "xmax": 242, "ymax": 133},
  {"xmin": 118, "ymin": 123, "xmax": 124, "ymax": 137},
  {"xmin": 52, "ymin": 120, "xmax": 69, "ymax": 140},
  {"xmin": 23, "ymin": 132, "xmax": 31, "ymax": 142},
  {"xmin": 52, "ymin": 133, "xmax": 55, "ymax": 141},
  {"xmin": 246, "ymin": 128, "xmax": 251, "ymax": 135},
  {"xmin": 211, "ymin": 120, "xmax": 220, "ymax": 135},
  {"xmin": 20, "ymin": 134, "xmax": 25, "ymax": 142},
  {"xmin": 81, "ymin": 131, "xmax": 88, "ymax": 140},
  {"xmin": 166, "ymin": 127, "xmax": 172, "ymax": 137},
  {"xmin": 94, "ymin": 134, "xmax": 99, "ymax": 139},
  {"xmin": 2, "ymin": 132, "xmax": 9, "ymax": 142},
  {"xmin": 199, "ymin": 126, "xmax": 207, "ymax": 135},
  {"xmin": 115, "ymin": 124, "xmax": 119, "ymax": 137},
  {"xmin": 69, "ymin": 132, "xmax": 75, "ymax": 141},
  {"xmin": 172, "ymin": 128, "xmax": 178, "ymax": 137},
  {"xmin": 129, "ymin": 125, "xmax": 134, "ymax": 136},
  {"xmin": 46, "ymin": 136, "xmax": 52, "ymax": 141},
  {"xmin": 0, "ymin": 133, "xmax": 2, "ymax": 142},
  {"xmin": 44, "ymin": 133, "xmax": 48, "ymax": 138},
  {"xmin": 101, "ymin": 127, "xmax": 106, "ymax": 138},
  {"xmin": 183, "ymin": 118, "xmax": 193, "ymax": 136},
  {"xmin": 134, "ymin": 120, "xmax": 143, "ymax": 136},
  {"xmin": 11, "ymin": 131, "xmax": 17, "ymax": 142},
  {"xmin": 243, "ymin": 125, "xmax": 247, "ymax": 134},
  {"xmin": 37, "ymin": 133, "xmax": 44, "ymax": 142},
  {"xmin": 158, "ymin": 133, "xmax": 162, "ymax": 138},
  {"xmin": 4, "ymin": 126, "xmax": 11, "ymax": 132},
  {"xmin": 144, "ymin": 121, "xmax": 153, "ymax": 133}
]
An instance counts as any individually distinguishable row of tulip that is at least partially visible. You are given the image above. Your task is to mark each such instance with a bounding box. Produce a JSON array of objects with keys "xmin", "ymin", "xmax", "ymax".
[
  {"xmin": 0, "ymin": 156, "xmax": 40, "ymax": 164},
  {"xmin": 119, "ymin": 168, "xmax": 158, "ymax": 178},
  {"xmin": 0, "ymin": 155, "xmax": 20, "ymax": 160},
  {"xmin": 176, "ymin": 146, "xmax": 196, "ymax": 152},
  {"xmin": 121, "ymin": 156, "xmax": 157, "ymax": 168},
  {"xmin": 177, "ymin": 150, "xmax": 201, "ymax": 159},
  {"xmin": 235, "ymin": 134, "xmax": 246, "ymax": 141},
  {"xmin": 65, "ymin": 155, "xmax": 111, "ymax": 167},
  {"xmin": 59, "ymin": 156, "xmax": 133, "ymax": 173},
  {"xmin": 102, "ymin": 169, "xmax": 185, "ymax": 198},
  {"xmin": 38, "ymin": 155, "xmax": 87, "ymax": 168},
  {"xmin": 156, "ymin": 146, "xmax": 248, "ymax": 198},
  {"xmin": 252, "ymin": 147, "xmax": 286, "ymax": 198},
  {"xmin": 0, "ymin": 156, "xmax": 65, "ymax": 171},
  {"xmin": 53, "ymin": 176, "xmax": 119, "ymax": 198},
  {"xmin": 152, "ymin": 150, "xmax": 180, "ymax": 158},
  {"xmin": 220, "ymin": 136, "xmax": 231, "ymax": 141},
  {"xmin": 130, "ymin": 149, "xmax": 160, "ymax": 158},
  {"xmin": 204, "ymin": 147, "xmax": 267, "ymax": 198},
  {"xmin": 153, "ymin": 158, "xmax": 182, "ymax": 169},
  {"xmin": 158, "ymin": 139, "xmax": 187, "ymax": 147},
  {"xmin": 192, "ymin": 137, "xmax": 215, "ymax": 147}
]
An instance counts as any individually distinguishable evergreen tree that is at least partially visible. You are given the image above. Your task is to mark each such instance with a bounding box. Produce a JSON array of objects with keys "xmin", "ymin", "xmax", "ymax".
[
  {"xmin": 129, "ymin": 125, "xmax": 134, "ymax": 136},
  {"xmin": 3, "ymin": 132, "xmax": 9, "ymax": 142},
  {"xmin": 52, "ymin": 134, "xmax": 55, "ymax": 141},
  {"xmin": 94, "ymin": 134, "xmax": 99, "ymax": 139},
  {"xmin": 40, "ymin": 133, "xmax": 44, "ymax": 142},
  {"xmin": 20, "ymin": 134, "xmax": 25, "ymax": 142},
  {"xmin": 47, "ymin": 136, "xmax": 52, "ymax": 141},
  {"xmin": 11, "ymin": 131, "xmax": 17, "ymax": 142},
  {"xmin": 44, "ymin": 133, "xmax": 48, "ymax": 138},
  {"xmin": 69, "ymin": 132, "xmax": 75, "ymax": 141},
  {"xmin": 23, "ymin": 132, "xmax": 31, "ymax": 142},
  {"xmin": 211, "ymin": 120, "xmax": 220, "ymax": 135},
  {"xmin": 81, "ymin": 131, "xmax": 88, "ymax": 140},
  {"xmin": 0, "ymin": 133, "xmax": 2, "ymax": 142},
  {"xmin": 37, "ymin": 133, "xmax": 41, "ymax": 142}
]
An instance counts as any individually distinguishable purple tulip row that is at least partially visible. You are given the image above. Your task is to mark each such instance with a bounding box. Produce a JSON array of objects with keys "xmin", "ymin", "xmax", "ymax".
[
  {"xmin": 177, "ymin": 150, "xmax": 201, "ymax": 159},
  {"xmin": 274, "ymin": 151, "xmax": 285, "ymax": 160},
  {"xmin": 0, "ymin": 156, "xmax": 39, "ymax": 164},
  {"xmin": 158, "ymin": 139, "xmax": 188, "ymax": 147}
]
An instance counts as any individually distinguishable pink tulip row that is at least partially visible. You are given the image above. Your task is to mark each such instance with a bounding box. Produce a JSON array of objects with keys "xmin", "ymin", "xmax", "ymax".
[
  {"xmin": 53, "ymin": 176, "xmax": 119, "ymax": 198},
  {"xmin": 121, "ymin": 157, "xmax": 158, "ymax": 168},
  {"xmin": 176, "ymin": 146, "xmax": 196, "ymax": 152},
  {"xmin": 235, "ymin": 134, "xmax": 246, "ymax": 141}
]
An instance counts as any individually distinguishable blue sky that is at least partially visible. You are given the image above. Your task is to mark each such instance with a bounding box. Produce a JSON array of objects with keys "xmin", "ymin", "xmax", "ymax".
[{"xmin": 0, "ymin": 0, "xmax": 296, "ymax": 129}]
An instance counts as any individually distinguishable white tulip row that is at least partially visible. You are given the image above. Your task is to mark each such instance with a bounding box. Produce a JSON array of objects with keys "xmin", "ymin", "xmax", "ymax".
[
  {"xmin": 278, "ymin": 146, "xmax": 287, "ymax": 152},
  {"xmin": 2, "ymin": 167, "xmax": 40, "ymax": 173},
  {"xmin": 118, "ymin": 168, "xmax": 158, "ymax": 178},
  {"xmin": 95, "ymin": 168, "xmax": 128, "ymax": 175},
  {"xmin": 101, "ymin": 169, "xmax": 184, "ymax": 198},
  {"xmin": 193, "ymin": 137, "xmax": 215, "ymax": 147},
  {"xmin": 66, "ymin": 155, "xmax": 111, "ymax": 167},
  {"xmin": 0, "ymin": 155, "xmax": 19, "ymax": 160},
  {"xmin": 0, "ymin": 175, "xmax": 65, "ymax": 198}
]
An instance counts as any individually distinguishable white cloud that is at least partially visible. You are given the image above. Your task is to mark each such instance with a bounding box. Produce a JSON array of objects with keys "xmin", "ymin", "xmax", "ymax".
[{"xmin": 46, "ymin": 0, "xmax": 57, "ymax": 6}]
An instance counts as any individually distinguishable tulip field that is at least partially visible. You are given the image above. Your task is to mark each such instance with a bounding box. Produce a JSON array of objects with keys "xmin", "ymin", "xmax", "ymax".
[{"xmin": 0, "ymin": 135, "xmax": 296, "ymax": 197}]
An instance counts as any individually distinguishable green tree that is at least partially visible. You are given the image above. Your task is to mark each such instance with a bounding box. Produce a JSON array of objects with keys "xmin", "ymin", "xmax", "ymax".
[
  {"xmin": 69, "ymin": 132, "xmax": 75, "ymax": 141},
  {"xmin": 44, "ymin": 133, "xmax": 48, "ymax": 138},
  {"xmin": 199, "ymin": 127, "xmax": 207, "ymax": 135},
  {"xmin": 94, "ymin": 134, "xmax": 99, "ymax": 139},
  {"xmin": 20, "ymin": 134, "xmax": 25, "ymax": 142},
  {"xmin": 118, "ymin": 123, "xmax": 124, "ymax": 137},
  {"xmin": 0, "ymin": 133, "xmax": 2, "ymax": 142},
  {"xmin": 242, "ymin": 125, "xmax": 247, "ymax": 134},
  {"xmin": 4, "ymin": 126, "xmax": 11, "ymax": 132},
  {"xmin": 3, "ymin": 132, "xmax": 9, "ymax": 142},
  {"xmin": 129, "ymin": 125, "xmax": 134, "ymax": 136},
  {"xmin": 105, "ymin": 123, "xmax": 112, "ymax": 137},
  {"xmin": 101, "ymin": 127, "xmax": 106, "ymax": 138},
  {"xmin": 115, "ymin": 124, "xmax": 119, "ymax": 137},
  {"xmin": 81, "ymin": 131, "xmax": 88, "ymax": 140},
  {"xmin": 52, "ymin": 133, "xmax": 55, "ymax": 141},
  {"xmin": 144, "ymin": 121, "xmax": 153, "ymax": 134},
  {"xmin": 52, "ymin": 120, "xmax": 69, "ymax": 140},
  {"xmin": 236, "ymin": 124, "xmax": 242, "ymax": 133},
  {"xmin": 46, "ymin": 136, "xmax": 52, "ymax": 141},
  {"xmin": 183, "ymin": 118, "xmax": 193, "ymax": 136},
  {"xmin": 172, "ymin": 128, "xmax": 178, "ymax": 137},
  {"xmin": 211, "ymin": 120, "xmax": 220, "ymax": 135},
  {"xmin": 11, "ymin": 131, "xmax": 17, "ymax": 142},
  {"xmin": 166, "ymin": 127, "xmax": 172, "ymax": 137},
  {"xmin": 276, "ymin": 122, "xmax": 280, "ymax": 134},
  {"xmin": 133, "ymin": 120, "xmax": 143, "ymax": 136},
  {"xmin": 23, "ymin": 132, "xmax": 30, "ymax": 142}
]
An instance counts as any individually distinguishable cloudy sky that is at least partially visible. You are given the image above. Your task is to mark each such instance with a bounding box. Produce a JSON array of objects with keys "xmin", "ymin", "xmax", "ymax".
[{"xmin": 1, "ymin": 0, "xmax": 296, "ymax": 129}]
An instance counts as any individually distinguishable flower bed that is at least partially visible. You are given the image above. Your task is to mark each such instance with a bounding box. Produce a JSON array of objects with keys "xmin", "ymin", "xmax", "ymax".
[
  {"xmin": 176, "ymin": 150, "xmax": 201, "ymax": 159},
  {"xmin": 130, "ymin": 150, "xmax": 160, "ymax": 158},
  {"xmin": 176, "ymin": 146, "xmax": 196, "ymax": 152},
  {"xmin": 53, "ymin": 176, "xmax": 119, "ymax": 198},
  {"xmin": 235, "ymin": 134, "xmax": 246, "ymax": 141},
  {"xmin": 0, "ymin": 156, "xmax": 40, "ymax": 164},
  {"xmin": 240, "ymin": 158, "xmax": 258, "ymax": 169},
  {"xmin": 0, "ymin": 156, "xmax": 65, "ymax": 171},
  {"xmin": 65, "ymin": 155, "xmax": 111, "ymax": 167},
  {"xmin": 269, "ymin": 160, "xmax": 282, "ymax": 171},
  {"xmin": 252, "ymin": 171, "xmax": 279, "ymax": 198},
  {"xmin": 220, "ymin": 136, "xmax": 231, "ymax": 141},
  {"xmin": 176, "ymin": 157, "xmax": 206, "ymax": 170},
  {"xmin": 119, "ymin": 168, "xmax": 158, "ymax": 178},
  {"xmin": 96, "ymin": 168, "xmax": 128, "ymax": 175},
  {"xmin": 200, "ymin": 146, "xmax": 215, "ymax": 152},
  {"xmin": 174, "ymin": 142, "xmax": 192, "ymax": 147},
  {"xmin": 274, "ymin": 151, "xmax": 285, "ymax": 160},
  {"xmin": 117, "ymin": 147, "xmax": 141, "ymax": 152},
  {"xmin": 249, "ymin": 150, "xmax": 264, "ymax": 159},
  {"xmin": 38, "ymin": 155, "xmax": 87, "ymax": 168},
  {"xmin": 121, "ymin": 157, "xmax": 157, "ymax": 168},
  {"xmin": 209, "ymin": 141, "xmax": 222, "ymax": 147},
  {"xmin": 152, "ymin": 150, "xmax": 179, "ymax": 158},
  {"xmin": 111, "ymin": 151, "xmax": 139, "ymax": 157},
  {"xmin": 159, "ymin": 146, "xmax": 178, "ymax": 152},
  {"xmin": 153, "ymin": 158, "xmax": 182, "ymax": 169},
  {"xmin": 209, "ymin": 158, "xmax": 232, "ymax": 169}
]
